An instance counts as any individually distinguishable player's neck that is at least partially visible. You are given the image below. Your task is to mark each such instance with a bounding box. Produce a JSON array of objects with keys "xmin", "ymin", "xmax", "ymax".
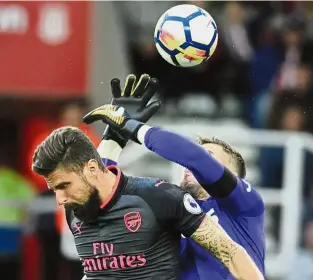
[{"xmin": 98, "ymin": 171, "xmax": 119, "ymax": 203}]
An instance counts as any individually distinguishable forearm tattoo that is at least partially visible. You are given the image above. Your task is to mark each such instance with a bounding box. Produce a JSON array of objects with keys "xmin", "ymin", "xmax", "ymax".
[{"xmin": 191, "ymin": 215, "xmax": 239, "ymax": 268}]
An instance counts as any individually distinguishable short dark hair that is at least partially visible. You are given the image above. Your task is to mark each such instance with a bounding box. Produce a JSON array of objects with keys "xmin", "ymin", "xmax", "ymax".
[
  {"xmin": 197, "ymin": 136, "xmax": 246, "ymax": 178},
  {"xmin": 32, "ymin": 126, "xmax": 104, "ymax": 177}
]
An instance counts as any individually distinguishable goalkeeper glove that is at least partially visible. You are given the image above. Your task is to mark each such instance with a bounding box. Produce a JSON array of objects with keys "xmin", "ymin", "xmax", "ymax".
[{"xmin": 84, "ymin": 74, "xmax": 160, "ymax": 148}]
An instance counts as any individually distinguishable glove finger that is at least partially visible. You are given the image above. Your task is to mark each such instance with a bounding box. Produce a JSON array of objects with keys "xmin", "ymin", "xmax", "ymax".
[
  {"xmin": 110, "ymin": 78, "xmax": 122, "ymax": 98},
  {"xmin": 140, "ymin": 100, "xmax": 161, "ymax": 123},
  {"xmin": 132, "ymin": 74, "xmax": 150, "ymax": 97},
  {"xmin": 83, "ymin": 109, "xmax": 105, "ymax": 124},
  {"xmin": 82, "ymin": 106, "xmax": 110, "ymax": 124},
  {"xmin": 122, "ymin": 74, "xmax": 136, "ymax": 97},
  {"xmin": 140, "ymin": 78, "xmax": 160, "ymax": 108}
]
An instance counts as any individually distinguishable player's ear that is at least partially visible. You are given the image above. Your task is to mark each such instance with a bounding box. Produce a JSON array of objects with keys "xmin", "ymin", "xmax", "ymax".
[{"xmin": 86, "ymin": 160, "xmax": 99, "ymax": 177}]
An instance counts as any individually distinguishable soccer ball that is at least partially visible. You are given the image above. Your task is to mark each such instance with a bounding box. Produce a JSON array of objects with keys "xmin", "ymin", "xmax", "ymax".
[{"xmin": 154, "ymin": 4, "xmax": 218, "ymax": 67}]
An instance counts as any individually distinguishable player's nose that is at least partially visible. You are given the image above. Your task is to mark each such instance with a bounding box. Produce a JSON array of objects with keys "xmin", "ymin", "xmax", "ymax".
[{"xmin": 55, "ymin": 190, "xmax": 68, "ymax": 205}]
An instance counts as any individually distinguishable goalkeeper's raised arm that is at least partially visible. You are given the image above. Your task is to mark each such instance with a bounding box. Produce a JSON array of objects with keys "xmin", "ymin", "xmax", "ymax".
[{"xmin": 136, "ymin": 126, "xmax": 265, "ymax": 216}]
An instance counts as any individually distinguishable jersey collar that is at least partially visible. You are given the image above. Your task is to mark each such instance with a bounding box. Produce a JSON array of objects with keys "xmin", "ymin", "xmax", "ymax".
[{"xmin": 100, "ymin": 165, "xmax": 126, "ymax": 210}]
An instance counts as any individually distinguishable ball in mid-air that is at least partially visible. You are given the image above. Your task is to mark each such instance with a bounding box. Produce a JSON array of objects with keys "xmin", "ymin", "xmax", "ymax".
[{"xmin": 154, "ymin": 4, "xmax": 218, "ymax": 67}]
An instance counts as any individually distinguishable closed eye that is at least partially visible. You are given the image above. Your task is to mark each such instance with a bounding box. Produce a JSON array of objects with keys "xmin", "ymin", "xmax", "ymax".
[{"xmin": 54, "ymin": 182, "xmax": 71, "ymax": 191}]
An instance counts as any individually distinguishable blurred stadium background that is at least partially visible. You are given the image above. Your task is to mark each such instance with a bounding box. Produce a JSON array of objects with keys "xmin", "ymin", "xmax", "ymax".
[{"xmin": 1, "ymin": 1, "xmax": 313, "ymax": 280}]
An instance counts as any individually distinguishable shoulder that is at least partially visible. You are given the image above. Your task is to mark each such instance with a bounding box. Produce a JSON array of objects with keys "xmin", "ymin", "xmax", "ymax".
[
  {"xmin": 133, "ymin": 180, "xmax": 195, "ymax": 206},
  {"xmin": 125, "ymin": 176, "xmax": 165, "ymax": 192},
  {"xmin": 124, "ymin": 177, "xmax": 195, "ymax": 208}
]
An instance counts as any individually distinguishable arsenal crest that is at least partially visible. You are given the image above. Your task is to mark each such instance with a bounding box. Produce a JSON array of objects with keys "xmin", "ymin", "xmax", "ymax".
[{"xmin": 124, "ymin": 212, "xmax": 141, "ymax": 233}]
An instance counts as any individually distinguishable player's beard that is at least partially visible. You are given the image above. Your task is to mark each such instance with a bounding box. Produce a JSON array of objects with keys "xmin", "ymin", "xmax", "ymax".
[{"xmin": 65, "ymin": 183, "xmax": 102, "ymax": 222}]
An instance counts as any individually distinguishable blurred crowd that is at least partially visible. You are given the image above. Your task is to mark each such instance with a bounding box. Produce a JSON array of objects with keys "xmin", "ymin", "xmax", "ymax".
[
  {"xmin": 120, "ymin": 1, "xmax": 313, "ymax": 128},
  {"xmin": 2, "ymin": 1, "xmax": 313, "ymax": 280}
]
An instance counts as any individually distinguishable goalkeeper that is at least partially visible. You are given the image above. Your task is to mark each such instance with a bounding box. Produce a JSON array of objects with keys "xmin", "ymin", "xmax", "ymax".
[{"xmin": 83, "ymin": 74, "xmax": 265, "ymax": 280}]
